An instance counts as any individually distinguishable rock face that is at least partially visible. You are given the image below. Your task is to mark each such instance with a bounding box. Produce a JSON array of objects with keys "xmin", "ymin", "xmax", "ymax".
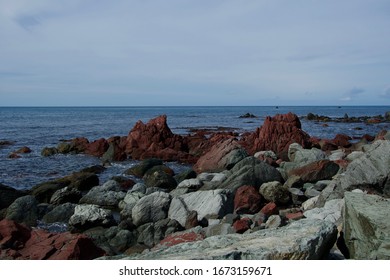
[
  {"xmin": 168, "ymin": 190, "xmax": 234, "ymax": 227},
  {"xmin": 218, "ymin": 157, "xmax": 284, "ymax": 192},
  {"xmin": 343, "ymin": 192, "xmax": 390, "ymax": 259},
  {"xmin": 0, "ymin": 219, "xmax": 105, "ymax": 260},
  {"xmin": 123, "ymin": 219, "xmax": 337, "ymax": 260},
  {"xmin": 131, "ymin": 192, "xmax": 172, "ymax": 227},
  {"xmin": 193, "ymin": 139, "xmax": 248, "ymax": 173},
  {"xmin": 0, "ymin": 184, "xmax": 27, "ymax": 210},
  {"xmin": 242, "ymin": 113, "xmax": 311, "ymax": 160},
  {"xmin": 318, "ymin": 140, "xmax": 390, "ymax": 205},
  {"xmin": 125, "ymin": 115, "xmax": 188, "ymax": 161}
]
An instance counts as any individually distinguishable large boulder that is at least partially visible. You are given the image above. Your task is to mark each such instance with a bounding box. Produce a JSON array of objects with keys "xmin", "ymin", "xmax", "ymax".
[
  {"xmin": 218, "ymin": 157, "xmax": 284, "ymax": 192},
  {"xmin": 289, "ymin": 160, "xmax": 340, "ymax": 183},
  {"xmin": 120, "ymin": 218, "xmax": 337, "ymax": 260},
  {"xmin": 168, "ymin": 190, "xmax": 234, "ymax": 227},
  {"xmin": 317, "ymin": 140, "xmax": 390, "ymax": 205},
  {"xmin": 193, "ymin": 139, "xmax": 248, "ymax": 173},
  {"xmin": 131, "ymin": 192, "xmax": 172, "ymax": 227},
  {"xmin": 79, "ymin": 180, "xmax": 126, "ymax": 209},
  {"xmin": 42, "ymin": 203, "xmax": 76, "ymax": 224},
  {"xmin": 102, "ymin": 136, "xmax": 127, "ymax": 162},
  {"xmin": 241, "ymin": 113, "xmax": 311, "ymax": 160},
  {"xmin": 143, "ymin": 167, "xmax": 177, "ymax": 190},
  {"xmin": 125, "ymin": 158, "xmax": 164, "ymax": 177},
  {"xmin": 259, "ymin": 181, "xmax": 290, "ymax": 205},
  {"xmin": 68, "ymin": 204, "xmax": 116, "ymax": 232},
  {"xmin": 343, "ymin": 192, "xmax": 390, "ymax": 259},
  {"xmin": 85, "ymin": 138, "xmax": 109, "ymax": 157},
  {"xmin": 288, "ymin": 143, "xmax": 327, "ymax": 165},
  {"xmin": 5, "ymin": 195, "xmax": 39, "ymax": 227}
]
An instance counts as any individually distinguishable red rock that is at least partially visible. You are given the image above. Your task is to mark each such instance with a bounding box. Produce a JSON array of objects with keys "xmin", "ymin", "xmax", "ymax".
[
  {"xmin": 361, "ymin": 134, "xmax": 375, "ymax": 142},
  {"xmin": 260, "ymin": 202, "xmax": 279, "ymax": 216},
  {"xmin": 125, "ymin": 115, "xmax": 189, "ymax": 161},
  {"xmin": 104, "ymin": 136, "xmax": 128, "ymax": 161},
  {"xmin": 0, "ymin": 219, "xmax": 105, "ymax": 260},
  {"xmin": 85, "ymin": 138, "xmax": 109, "ymax": 157},
  {"xmin": 194, "ymin": 139, "xmax": 243, "ymax": 173},
  {"xmin": 234, "ymin": 185, "xmax": 262, "ymax": 214},
  {"xmin": 157, "ymin": 230, "xmax": 205, "ymax": 248},
  {"xmin": 185, "ymin": 211, "xmax": 199, "ymax": 229},
  {"xmin": 15, "ymin": 146, "xmax": 32, "ymax": 154},
  {"xmin": 285, "ymin": 211, "xmax": 304, "ymax": 221},
  {"xmin": 0, "ymin": 219, "xmax": 31, "ymax": 250},
  {"xmin": 289, "ymin": 160, "xmax": 340, "ymax": 183},
  {"xmin": 70, "ymin": 137, "xmax": 90, "ymax": 153},
  {"xmin": 241, "ymin": 113, "xmax": 311, "ymax": 160},
  {"xmin": 318, "ymin": 139, "xmax": 338, "ymax": 151},
  {"xmin": 334, "ymin": 159, "xmax": 349, "ymax": 170},
  {"xmin": 233, "ymin": 218, "xmax": 252, "ymax": 234},
  {"xmin": 8, "ymin": 153, "xmax": 21, "ymax": 159},
  {"xmin": 333, "ymin": 134, "xmax": 351, "ymax": 148}
]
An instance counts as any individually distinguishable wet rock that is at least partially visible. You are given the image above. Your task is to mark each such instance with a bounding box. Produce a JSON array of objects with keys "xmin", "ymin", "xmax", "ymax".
[
  {"xmin": 6, "ymin": 195, "xmax": 39, "ymax": 227},
  {"xmin": 102, "ymin": 136, "xmax": 127, "ymax": 162},
  {"xmin": 14, "ymin": 146, "xmax": 32, "ymax": 154},
  {"xmin": 68, "ymin": 204, "xmax": 116, "ymax": 232},
  {"xmin": 42, "ymin": 203, "xmax": 76, "ymax": 224},
  {"xmin": 168, "ymin": 189, "xmax": 234, "ymax": 227},
  {"xmin": 41, "ymin": 147, "xmax": 58, "ymax": 157},
  {"xmin": 131, "ymin": 192, "xmax": 172, "ymax": 227},
  {"xmin": 143, "ymin": 167, "xmax": 177, "ymax": 190},
  {"xmin": 121, "ymin": 218, "xmax": 337, "ymax": 260},
  {"xmin": 125, "ymin": 158, "xmax": 164, "ymax": 177},
  {"xmin": 85, "ymin": 138, "xmax": 109, "ymax": 157},
  {"xmin": 259, "ymin": 181, "xmax": 290, "ymax": 205},
  {"xmin": 344, "ymin": 192, "xmax": 390, "ymax": 259},
  {"xmin": 193, "ymin": 139, "xmax": 248, "ymax": 173},
  {"xmin": 234, "ymin": 185, "xmax": 262, "ymax": 214}
]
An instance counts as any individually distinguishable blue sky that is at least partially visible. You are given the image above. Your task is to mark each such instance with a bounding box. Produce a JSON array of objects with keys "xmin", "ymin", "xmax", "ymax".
[{"xmin": 1, "ymin": 0, "xmax": 390, "ymax": 106}]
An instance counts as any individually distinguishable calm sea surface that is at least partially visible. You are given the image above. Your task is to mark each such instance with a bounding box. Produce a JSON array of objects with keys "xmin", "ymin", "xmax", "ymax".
[{"xmin": 1, "ymin": 106, "xmax": 389, "ymax": 190}]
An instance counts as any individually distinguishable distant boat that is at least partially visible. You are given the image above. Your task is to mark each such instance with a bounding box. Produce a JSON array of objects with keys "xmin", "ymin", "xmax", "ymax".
[{"xmin": 338, "ymin": 106, "xmax": 342, "ymax": 109}]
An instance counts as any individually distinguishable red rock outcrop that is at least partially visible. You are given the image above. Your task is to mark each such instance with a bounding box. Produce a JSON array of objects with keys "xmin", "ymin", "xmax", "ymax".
[
  {"xmin": 125, "ymin": 115, "xmax": 191, "ymax": 162},
  {"xmin": 0, "ymin": 219, "xmax": 105, "ymax": 260},
  {"xmin": 241, "ymin": 112, "xmax": 311, "ymax": 160},
  {"xmin": 289, "ymin": 160, "xmax": 340, "ymax": 183},
  {"xmin": 85, "ymin": 138, "xmax": 109, "ymax": 157}
]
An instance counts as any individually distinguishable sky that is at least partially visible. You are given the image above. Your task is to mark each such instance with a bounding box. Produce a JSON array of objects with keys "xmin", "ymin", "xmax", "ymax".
[{"xmin": 0, "ymin": 0, "xmax": 390, "ymax": 106}]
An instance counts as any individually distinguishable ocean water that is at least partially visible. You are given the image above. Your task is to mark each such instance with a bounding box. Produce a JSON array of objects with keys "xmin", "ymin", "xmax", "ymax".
[{"xmin": 1, "ymin": 106, "xmax": 389, "ymax": 190}]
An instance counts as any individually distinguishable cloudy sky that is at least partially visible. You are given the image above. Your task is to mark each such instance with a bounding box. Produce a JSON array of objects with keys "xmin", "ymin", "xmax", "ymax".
[{"xmin": 1, "ymin": 0, "xmax": 390, "ymax": 106}]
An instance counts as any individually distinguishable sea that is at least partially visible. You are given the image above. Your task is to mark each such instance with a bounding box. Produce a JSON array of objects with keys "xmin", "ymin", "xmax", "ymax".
[{"xmin": 1, "ymin": 106, "xmax": 389, "ymax": 190}]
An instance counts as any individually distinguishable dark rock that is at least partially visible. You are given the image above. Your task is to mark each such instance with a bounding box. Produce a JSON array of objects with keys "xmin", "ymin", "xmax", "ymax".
[
  {"xmin": 102, "ymin": 136, "xmax": 128, "ymax": 162},
  {"xmin": 41, "ymin": 147, "xmax": 58, "ymax": 157},
  {"xmin": 143, "ymin": 168, "xmax": 177, "ymax": 190},
  {"xmin": 5, "ymin": 195, "xmax": 39, "ymax": 227},
  {"xmin": 8, "ymin": 153, "xmax": 21, "ymax": 159},
  {"xmin": 50, "ymin": 187, "xmax": 82, "ymax": 205},
  {"xmin": 185, "ymin": 210, "xmax": 199, "ymax": 229},
  {"xmin": 14, "ymin": 146, "xmax": 32, "ymax": 154},
  {"xmin": 79, "ymin": 165, "xmax": 106, "ymax": 174},
  {"xmin": 239, "ymin": 113, "xmax": 257, "ymax": 118},
  {"xmin": 0, "ymin": 184, "xmax": 28, "ymax": 210},
  {"xmin": 218, "ymin": 157, "xmax": 284, "ymax": 192},
  {"xmin": 132, "ymin": 192, "xmax": 172, "ymax": 227},
  {"xmin": 174, "ymin": 169, "xmax": 197, "ymax": 184},
  {"xmin": 125, "ymin": 158, "xmax": 164, "ymax": 177},
  {"xmin": 42, "ymin": 203, "xmax": 76, "ymax": 224}
]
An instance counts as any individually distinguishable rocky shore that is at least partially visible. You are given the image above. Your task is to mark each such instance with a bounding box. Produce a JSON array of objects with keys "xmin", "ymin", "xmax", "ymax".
[{"xmin": 1, "ymin": 112, "xmax": 390, "ymax": 260}]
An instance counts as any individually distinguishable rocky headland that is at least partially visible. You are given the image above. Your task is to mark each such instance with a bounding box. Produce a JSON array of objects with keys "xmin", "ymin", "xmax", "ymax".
[{"xmin": 1, "ymin": 112, "xmax": 390, "ymax": 260}]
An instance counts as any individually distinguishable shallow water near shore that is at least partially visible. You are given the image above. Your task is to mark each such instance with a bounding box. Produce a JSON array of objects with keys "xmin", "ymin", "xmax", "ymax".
[{"xmin": 1, "ymin": 106, "xmax": 389, "ymax": 190}]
